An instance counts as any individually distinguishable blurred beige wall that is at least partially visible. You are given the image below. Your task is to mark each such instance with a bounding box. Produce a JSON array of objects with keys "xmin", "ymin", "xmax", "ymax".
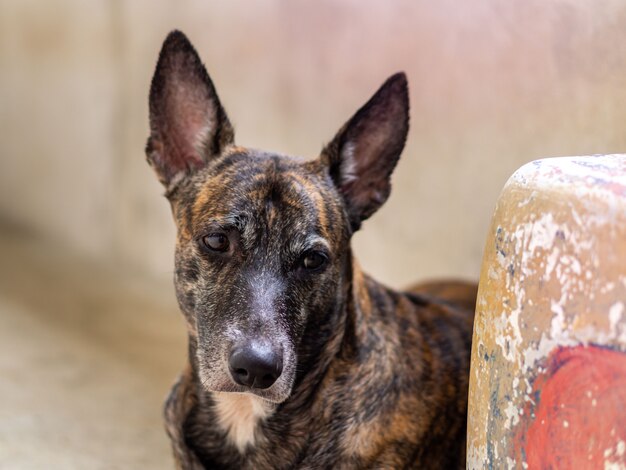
[{"xmin": 1, "ymin": 0, "xmax": 626, "ymax": 288}]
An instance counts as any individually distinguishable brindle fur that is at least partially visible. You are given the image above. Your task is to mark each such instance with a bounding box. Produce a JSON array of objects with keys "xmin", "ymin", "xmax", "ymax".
[{"xmin": 147, "ymin": 30, "xmax": 476, "ymax": 469}]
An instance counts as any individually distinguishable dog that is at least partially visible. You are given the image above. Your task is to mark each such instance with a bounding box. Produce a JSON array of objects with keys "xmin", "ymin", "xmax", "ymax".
[{"xmin": 146, "ymin": 30, "xmax": 477, "ymax": 469}]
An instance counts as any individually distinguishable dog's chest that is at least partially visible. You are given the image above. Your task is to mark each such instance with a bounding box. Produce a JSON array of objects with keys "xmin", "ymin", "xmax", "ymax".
[{"xmin": 212, "ymin": 393, "xmax": 274, "ymax": 452}]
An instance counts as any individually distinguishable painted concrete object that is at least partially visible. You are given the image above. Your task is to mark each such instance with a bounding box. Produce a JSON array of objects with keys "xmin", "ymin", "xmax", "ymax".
[{"xmin": 467, "ymin": 155, "xmax": 626, "ymax": 469}]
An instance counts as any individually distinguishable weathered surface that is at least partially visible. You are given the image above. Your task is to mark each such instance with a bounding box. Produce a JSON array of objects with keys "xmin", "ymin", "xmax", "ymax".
[{"xmin": 468, "ymin": 155, "xmax": 626, "ymax": 469}]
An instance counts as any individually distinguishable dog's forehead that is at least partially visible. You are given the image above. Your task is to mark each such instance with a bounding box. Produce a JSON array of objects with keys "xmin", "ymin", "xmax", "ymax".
[{"xmin": 186, "ymin": 149, "xmax": 343, "ymax": 241}]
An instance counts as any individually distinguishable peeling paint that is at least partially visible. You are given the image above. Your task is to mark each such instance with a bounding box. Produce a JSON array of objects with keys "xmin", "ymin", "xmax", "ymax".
[
  {"xmin": 610, "ymin": 302, "xmax": 624, "ymax": 335},
  {"xmin": 467, "ymin": 155, "xmax": 626, "ymax": 469}
]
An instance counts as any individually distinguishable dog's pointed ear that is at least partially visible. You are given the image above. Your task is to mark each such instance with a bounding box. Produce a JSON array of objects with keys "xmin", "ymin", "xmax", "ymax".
[
  {"xmin": 146, "ymin": 30, "xmax": 234, "ymax": 189},
  {"xmin": 321, "ymin": 72, "xmax": 409, "ymax": 230}
]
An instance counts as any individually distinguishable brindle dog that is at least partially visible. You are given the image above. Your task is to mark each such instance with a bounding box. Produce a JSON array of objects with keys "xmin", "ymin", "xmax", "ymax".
[{"xmin": 146, "ymin": 30, "xmax": 477, "ymax": 469}]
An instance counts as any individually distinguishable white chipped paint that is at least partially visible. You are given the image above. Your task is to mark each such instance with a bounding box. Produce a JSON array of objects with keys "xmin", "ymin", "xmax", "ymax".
[
  {"xmin": 510, "ymin": 155, "xmax": 626, "ymax": 206},
  {"xmin": 550, "ymin": 298, "xmax": 566, "ymax": 340},
  {"xmin": 492, "ymin": 210, "xmax": 576, "ymax": 366},
  {"xmin": 517, "ymin": 191, "xmax": 537, "ymax": 208},
  {"xmin": 544, "ymin": 247, "xmax": 561, "ymax": 281},
  {"xmin": 467, "ymin": 443, "xmax": 487, "ymax": 470},
  {"xmin": 526, "ymin": 212, "xmax": 558, "ymax": 253},
  {"xmin": 503, "ymin": 400, "xmax": 520, "ymax": 429},
  {"xmin": 492, "ymin": 193, "xmax": 626, "ymax": 373},
  {"xmin": 496, "ymin": 250, "xmax": 507, "ymax": 268},
  {"xmin": 603, "ymin": 439, "xmax": 626, "ymax": 470},
  {"xmin": 609, "ymin": 302, "xmax": 624, "ymax": 335},
  {"xmin": 602, "ymin": 282, "xmax": 617, "ymax": 294}
]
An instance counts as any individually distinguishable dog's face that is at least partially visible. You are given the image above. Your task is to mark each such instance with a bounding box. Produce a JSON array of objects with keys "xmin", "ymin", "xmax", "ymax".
[
  {"xmin": 147, "ymin": 31, "xmax": 409, "ymax": 403},
  {"xmin": 168, "ymin": 152, "xmax": 352, "ymax": 404}
]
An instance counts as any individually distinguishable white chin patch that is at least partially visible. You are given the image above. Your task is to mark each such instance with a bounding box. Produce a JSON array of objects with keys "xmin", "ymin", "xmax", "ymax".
[{"xmin": 213, "ymin": 392, "xmax": 275, "ymax": 452}]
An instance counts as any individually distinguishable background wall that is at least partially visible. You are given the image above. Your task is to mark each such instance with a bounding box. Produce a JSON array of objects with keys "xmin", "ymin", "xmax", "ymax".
[{"xmin": 2, "ymin": 0, "xmax": 626, "ymax": 288}]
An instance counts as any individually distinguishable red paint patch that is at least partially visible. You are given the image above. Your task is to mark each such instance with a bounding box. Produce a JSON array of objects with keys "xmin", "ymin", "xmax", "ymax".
[{"xmin": 514, "ymin": 345, "xmax": 626, "ymax": 469}]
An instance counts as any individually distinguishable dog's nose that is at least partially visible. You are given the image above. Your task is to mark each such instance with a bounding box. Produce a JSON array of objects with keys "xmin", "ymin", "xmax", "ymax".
[{"xmin": 229, "ymin": 342, "xmax": 283, "ymax": 389}]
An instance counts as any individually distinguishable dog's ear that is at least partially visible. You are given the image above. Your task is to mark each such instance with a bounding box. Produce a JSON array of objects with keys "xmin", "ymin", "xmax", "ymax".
[
  {"xmin": 146, "ymin": 30, "xmax": 234, "ymax": 189},
  {"xmin": 321, "ymin": 73, "xmax": 409, "ymax": 230}
]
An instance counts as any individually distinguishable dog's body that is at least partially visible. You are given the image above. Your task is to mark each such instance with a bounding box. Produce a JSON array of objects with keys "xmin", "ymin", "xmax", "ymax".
[{"xmin": 147, "ymin": 31, "xmax": 476, "ymax": 469}]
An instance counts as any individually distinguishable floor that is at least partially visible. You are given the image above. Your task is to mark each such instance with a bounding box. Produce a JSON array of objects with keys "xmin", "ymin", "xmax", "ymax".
[{"xmin": 0, "ymin": 226, "xmax": 187, "ymax": 469}]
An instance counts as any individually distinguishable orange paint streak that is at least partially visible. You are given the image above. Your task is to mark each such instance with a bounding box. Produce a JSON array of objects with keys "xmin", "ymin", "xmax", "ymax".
[{"xmin": 515, "ymin": 345, "xmax": 626, "ymax": 469}]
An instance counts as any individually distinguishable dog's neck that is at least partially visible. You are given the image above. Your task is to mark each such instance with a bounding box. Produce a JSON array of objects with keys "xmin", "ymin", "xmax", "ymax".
[{"xmin": 342, "ymin": 258, "xmax": 373, "ymax": 349}]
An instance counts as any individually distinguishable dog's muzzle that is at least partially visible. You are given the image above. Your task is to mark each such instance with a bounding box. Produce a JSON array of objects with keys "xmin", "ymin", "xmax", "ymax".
[{"xmin": 228, "ymin": 340, "xmax": 283, "ymax": 389}]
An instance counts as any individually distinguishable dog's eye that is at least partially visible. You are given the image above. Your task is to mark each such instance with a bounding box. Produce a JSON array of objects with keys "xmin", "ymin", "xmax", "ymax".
[
  {"xmin": 202, "ymin": 233, "xmax": 229, "ymax": 252},
  {"xmin": 302, "ymin": 251, "xmax": 327, "ymax": 271}
]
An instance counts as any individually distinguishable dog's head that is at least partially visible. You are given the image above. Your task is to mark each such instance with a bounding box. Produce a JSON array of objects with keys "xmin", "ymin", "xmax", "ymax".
[{"xmin": 147, "ymin": 31, "xmax": 409, "ymax": 403}]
